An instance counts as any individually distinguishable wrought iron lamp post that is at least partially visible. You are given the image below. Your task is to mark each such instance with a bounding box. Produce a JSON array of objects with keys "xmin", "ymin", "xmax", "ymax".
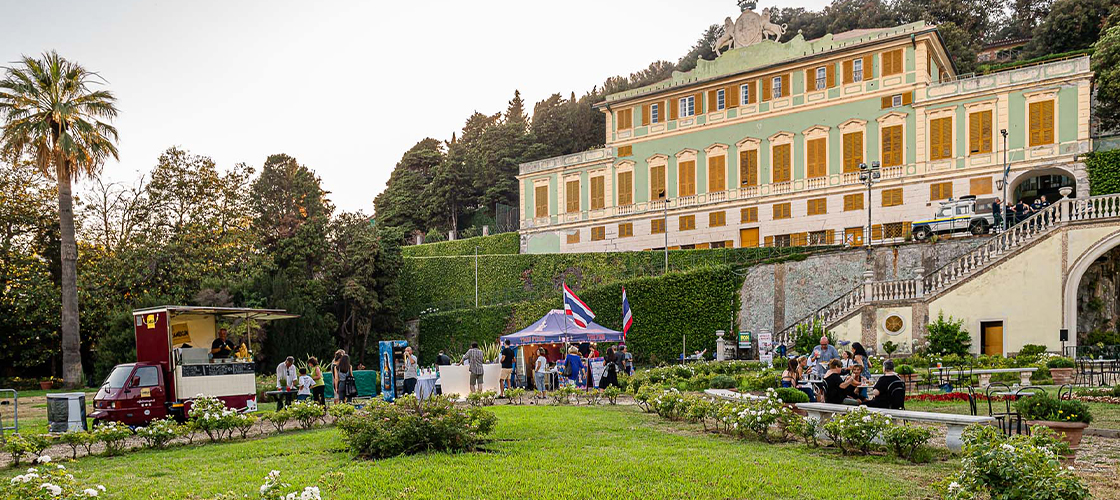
[{"xmin": 859, "ymin": 161, "xmax": 881, "ymax": 256}]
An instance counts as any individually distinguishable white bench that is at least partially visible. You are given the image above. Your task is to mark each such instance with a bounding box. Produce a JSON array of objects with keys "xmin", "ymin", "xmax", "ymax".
[
  {"xmin": 797, "ymin": 402, "xmax": 994, "ymax": 452},
  {"xmin": 931, "ymin": 367, "xmax": 1038, "ymax": 387}
]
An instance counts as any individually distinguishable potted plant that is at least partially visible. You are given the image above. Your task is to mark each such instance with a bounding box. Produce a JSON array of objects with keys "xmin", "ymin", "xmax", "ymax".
[
  {"xmin": 1016, "ymin": 394, "xmax": 1093, "ymax": 450},
  {"xmin": 1046, "ymin": 357, "xmax": 1076, "ymax": 385},
  {"xmin": 896, "ymin": 364, "xmax": 918, "ymax": 392},
  {"xmin": 39, "ymin": 377, "xmax": 56, "ymax": 390}
]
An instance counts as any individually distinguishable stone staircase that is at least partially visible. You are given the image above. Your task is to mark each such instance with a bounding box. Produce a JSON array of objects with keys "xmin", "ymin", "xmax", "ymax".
[{"xmin": 775, "ymin": 193, "xmax": 1120, "ymax": 345}]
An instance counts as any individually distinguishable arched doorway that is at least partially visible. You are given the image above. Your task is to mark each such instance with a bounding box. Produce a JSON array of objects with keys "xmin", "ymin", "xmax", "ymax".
[
  {"xmin": 1009, "ymin": 168, "xmax": 1076, "ymax": 204},
  {"xmin": 1064, "ymin": 228, "xmax": 1120, "ymax": 347}
]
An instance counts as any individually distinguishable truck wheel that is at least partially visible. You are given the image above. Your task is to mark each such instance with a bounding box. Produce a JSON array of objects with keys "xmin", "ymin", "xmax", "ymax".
[
  {"xmin": 913, "ymin": 227, "xmax": 932, "ymax": 241},
  {"xmin": 970, "ymin": 219, "xmax": 989, "ymax": 235}
]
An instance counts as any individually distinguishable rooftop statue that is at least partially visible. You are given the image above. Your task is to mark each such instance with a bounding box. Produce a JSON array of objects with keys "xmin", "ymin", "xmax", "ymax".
[{"xmin": 714, "ymin": 9, "xmax": 788, "ymax": 55}]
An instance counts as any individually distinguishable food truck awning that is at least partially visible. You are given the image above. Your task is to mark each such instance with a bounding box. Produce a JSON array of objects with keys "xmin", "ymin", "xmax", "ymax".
[{"xmin": 132, "ymin": 306, "xmax": 300, "ymax": 322}]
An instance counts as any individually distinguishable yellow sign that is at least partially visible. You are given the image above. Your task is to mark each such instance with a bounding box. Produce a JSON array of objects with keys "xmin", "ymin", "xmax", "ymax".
[
  {"xmin": 141, "ymin": 388, "xmax": 151, "ymax": 397},
  {"xmin": 145, "ymin": 314, "xmax": 157, "ymax": 329},
  {"xmin": 171, "ymin": 324, "xmax": 191, "ymax": 345}
]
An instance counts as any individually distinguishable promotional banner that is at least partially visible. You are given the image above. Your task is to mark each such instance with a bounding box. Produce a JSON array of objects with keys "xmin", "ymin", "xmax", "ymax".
[{"xmin": 589, "ymin": 357, "xmax": 605, "ymax": 388}]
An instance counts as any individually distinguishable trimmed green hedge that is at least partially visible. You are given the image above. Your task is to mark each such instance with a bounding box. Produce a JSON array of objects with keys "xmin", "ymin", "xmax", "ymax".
[
  {"xmin": 402, "ymin": 232, "xmax": 520, "ymax": 258},
  {"xmin": 417, "ymin": 265, "xmax": 742, "ymax": 365},
  {"xmin": 403, "ymin": 246, "xmax": 809, "ymax": 316},
  {"xmin": 1086, "ymin": 149, "xmax": 1120, "ymax": 195}
]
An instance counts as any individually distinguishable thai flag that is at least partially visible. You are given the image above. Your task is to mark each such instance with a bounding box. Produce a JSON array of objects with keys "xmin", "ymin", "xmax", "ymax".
[
  {"xmin": 563, "ymin": 283, "xmax": 595, "ymax": 328},
  {"xmin": 621, "ymin": 287, "xmax": 632, "ymax": 340}
]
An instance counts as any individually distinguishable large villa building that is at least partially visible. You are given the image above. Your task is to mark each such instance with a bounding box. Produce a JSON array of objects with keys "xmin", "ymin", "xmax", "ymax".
[{"xmin": 516, "ymin": 19, "xmax": 1093, "ymax": 254}]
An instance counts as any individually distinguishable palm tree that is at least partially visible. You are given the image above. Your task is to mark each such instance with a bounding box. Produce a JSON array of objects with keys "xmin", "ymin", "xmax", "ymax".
[{"xmin": 0, "ymin": 51, "xmax": 119, "ymax": 388}]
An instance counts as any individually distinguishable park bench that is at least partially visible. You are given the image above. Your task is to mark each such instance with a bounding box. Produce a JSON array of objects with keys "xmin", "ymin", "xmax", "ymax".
[
  {"xmin": 797, "ymin": 402, "xmax": 994, "ymax": 452},
  {"xmin": 931, "ymin": 367, "xmax": 1037, "ymax": 387}
]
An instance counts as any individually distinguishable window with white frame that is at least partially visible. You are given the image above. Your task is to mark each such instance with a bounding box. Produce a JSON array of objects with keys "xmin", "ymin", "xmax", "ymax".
[
  {"xmin": 772, "ymin": 76, "xmax": 783, "ymax": 99},
  {"xmin": 740, "ymin": 83, "xmax": 750, "ymax": 104},
  {"xmin": 716, "ymin": 89, "xmax": 725, "ymax": 110},
  {"xmin": 651, "ymin": 103, "xmax": 659, "ymax": 124},
  {"xmin": 679, "ymin": 96, "xmax": 695, "ymax": 117},
  {"xmin": 815, "ymin": 67, "xmax": 826, "ymax": 90},
  {"xmin": 853, "ymin": 59, "xmax": 864, "ymax": 82},
  {"xmin": 892, "ymin": 94, "xmax": 902, "ymax": 107}
]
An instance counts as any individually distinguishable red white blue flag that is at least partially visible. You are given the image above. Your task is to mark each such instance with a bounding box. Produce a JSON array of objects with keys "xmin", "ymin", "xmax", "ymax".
[
  {"xmin": 563, "ymin": 282, "xmax": 595, "ymax": 328},
  {"xmin": 621, "ymin": 287, "xmax": 632, "ymax": 340}
]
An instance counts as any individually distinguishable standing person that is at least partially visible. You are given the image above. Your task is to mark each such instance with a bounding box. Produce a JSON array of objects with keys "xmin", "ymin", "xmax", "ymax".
[
  {"xmin": 331, "ymin": 350, "xmax": 344, "ymax": 403},
  {"xmin": 564, "ymin": 346, "xmax": 584, "ymax": 387},
  {"xmin": 461, "ymin": 342, "xmax": 485, "ymax": 394},
  {"xmin": 810, "ymin": 337, "xmax": 839, "ymax": 376},
  {"xmin": 1033, "ymin": 195, "xmax": 1049, "ymax": 211},
  {"xmin": 402, "ymin": 346, "xmax": 418, "ymax": 396},
  {"xmin": 618, "ymin": 345, "xmax": 634, "ymax": 376},
  {"xmin": 336, "ymin": 352, "xmax": 355, "ymax": 403},
  {"xmin": 992, "ymin": 198, "xmax": 1003, "ymax": 231},
  {"xmin": 499, "ymin": 340, "xmax": 515, "ymax": 397},
  {"xmin": 210, "ymin": 328, "xmax": 236, "ymax": 359},
  {"xmin": 1015, "ymin": 200, "xmax": 1030, "ymax": 224},
  {"xmin": 600, "ymin": 346, "xmax": 619, "ymax": 388},
  {"xmin": 308, "ymin": 357, "xmax": 326, "ymax": 405},
  {"xmin": 436, "ymin": 350, "xmax": 452, "ymax": 366},
  {"xmin": 275, "ymin": 356, "xmax": 297, "ymax": 409},
  {"xmin": 296, "ymin": 368, "xmax": 313, "ymax": 401},
  {"xmin": 533, "ymin": 347, "xmax": 550, "ymax": 398},
  {"xmin": 851, "ymin": 342, "xmax": 871, "ymax": 374}
]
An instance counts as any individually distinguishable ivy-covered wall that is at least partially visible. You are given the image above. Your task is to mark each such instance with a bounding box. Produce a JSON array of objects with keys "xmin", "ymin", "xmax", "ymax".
[
  {"xmin": 401, "ymin": 232, "xmax": 520, "ymax": 258},
  {"xmin": 416, "ymin": 265, "xmax": 742, "ymax": 366},
  {"xmin": 1086, "ymin": 149, "xmax": 1120, "ymax": 195},
  {"xmin": 402, "ymin": 246, "xmax": 810, "ymax": 316}
]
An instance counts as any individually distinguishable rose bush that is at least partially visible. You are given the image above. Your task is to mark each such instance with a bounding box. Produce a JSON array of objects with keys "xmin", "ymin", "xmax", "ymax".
[
  {"xmin": 336, "ymin": 395, "xmax": 496, "ymax": 459},
  {"xmin": 939, "ymin": 424, "xmax": 1089, "ymax": 500}
]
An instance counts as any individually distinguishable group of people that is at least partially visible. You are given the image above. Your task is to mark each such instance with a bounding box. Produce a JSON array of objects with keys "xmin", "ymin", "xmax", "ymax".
[
  {"xmin": 274, "ymin": 349, "xmax": 357, "ymax": 407},
  {"xmin": 778, "ymin": 336, "xmax": 903, "ymax": 409},
  {"xmin": 450, "ymin": 340, "xmax": 634, "ymax": 398},
  {"xmin": 992, "ymin": 195, "xmax": 1050, "ymax": 229}
]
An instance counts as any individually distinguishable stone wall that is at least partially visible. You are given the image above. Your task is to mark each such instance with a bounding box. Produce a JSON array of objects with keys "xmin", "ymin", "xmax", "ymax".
[
  {"xmin": 739, "ymin": 238, "xmax": 980, "ymax": 336},
  {"xmin": 1076, "ymin": 245, "xmax": 1120, "ymax": 339}
]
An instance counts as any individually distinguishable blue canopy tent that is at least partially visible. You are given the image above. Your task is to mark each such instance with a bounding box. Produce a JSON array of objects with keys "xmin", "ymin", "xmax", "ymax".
[{"xmin": 499, "ymin": 309, "xmax": 623, "ymax": 347}]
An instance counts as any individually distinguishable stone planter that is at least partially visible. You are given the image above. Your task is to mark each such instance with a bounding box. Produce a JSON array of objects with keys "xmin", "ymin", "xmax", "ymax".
[
  {"xmin": 1049, "ymin": 367, "xmax": 1075, "ymax": 385},
  {"xmin": 39, "ymin": 380, "xmax": 54, "ymax": 390},
  {"xmin": 1027, "ymin": 420, "xmax": 1089, "ymax": 449}
]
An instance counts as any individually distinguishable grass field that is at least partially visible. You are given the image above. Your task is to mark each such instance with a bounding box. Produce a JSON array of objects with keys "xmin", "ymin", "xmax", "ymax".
[{"xmin": 2, "ymin": 405, "xmax": 955, "ymax": 500}]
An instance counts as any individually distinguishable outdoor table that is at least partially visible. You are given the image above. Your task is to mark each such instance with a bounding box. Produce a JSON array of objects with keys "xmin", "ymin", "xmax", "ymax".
[
  {"xmin": 265, "ymin": 389, "xmax": 296, "ymax": 411},
  {"xmin": 414, "ymin": 375, "xmax": 438, "ymax": 401},
  {"xmin": 931, "ymin": 367, "xmax": 1037, "ymax": 387}
]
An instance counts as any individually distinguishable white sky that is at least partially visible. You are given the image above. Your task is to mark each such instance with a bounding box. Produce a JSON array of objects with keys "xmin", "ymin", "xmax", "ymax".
[{"xmin": 1, "ymin": 0, "xmax": 831, "ymax": 212}]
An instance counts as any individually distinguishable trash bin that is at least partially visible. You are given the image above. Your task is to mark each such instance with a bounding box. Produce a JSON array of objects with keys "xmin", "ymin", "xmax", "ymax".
[{"xmin": 46, "ymin": 393, "xmax": 87, "ymax": 433}]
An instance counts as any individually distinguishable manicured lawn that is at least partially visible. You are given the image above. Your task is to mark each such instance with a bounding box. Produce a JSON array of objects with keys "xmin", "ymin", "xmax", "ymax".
[
  {"xmin": 906, "ymin": 397, "xmax": 1120, "ymax": 429},
  {"xmin": 2, "ymin": 405, "xmax": 954, "ymax": 499}
]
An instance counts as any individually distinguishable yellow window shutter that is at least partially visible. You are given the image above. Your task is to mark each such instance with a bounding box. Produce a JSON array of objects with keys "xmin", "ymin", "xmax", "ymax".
[
  {"xmin": 748, "ymin": 81, "xmax": 757, "ymax": 103},
  {"xmin": 1043, "ymin": 100, "xmax": 1054, "ymax": 143},
  {"xmin": 782, "ymin": 73, "xmax": 791, "ymax": 97},
  {"xmin": 642, "ymin": 104, "xmax": 650, "ymax": 126},
  {"xmin": 694, "ymin": 92, "xmax": 703, "ymax": 113},
  {"xmin": 669, "ymin": 98, "xmax": 678, "ymax": 121},
  {"xmin": 726, "ymin": 84, "xmax": 739, "ymax": 108},
  {"xmin": 863, "ymin": 54, "xmax": 873, "ymax": 79},
  {"xmin": 902, "ymin": 92, "xmax": 913, "ymax": 106},
  {"xmin": 707, "ymin": 90, "xmax": 717, "ymax": 112},
  {"xmin": 968, "ymin": 113, "xmax": 980, "ymax": 153},
  {"xmin": 872, "ymin": 224, "xmax": 883, "ymax": 241},
  {"xmin": 764, "ymin": 235, "xmax": 774, "ymax": 247},
  {"xmin": 981, "ymin": 111, "xmax": 992, "ymax": 152},
  {"xmin": 826, "ymin": 64, "xmax": 836, "ymax": 88},
  {"xmin": 843, "ymin": 60, "xmax": 853, "ymax": 84},
  {"xmin": 762, "ymin": 79, "xmax": 771, "ymax": 101},
  {"xmin": 881, "ymin": 96, "xmax": 892, "ymax": 109},
  {"xmin": 806, "ymin": 68, "xmax": 815, "ymax": 89},
  {"xmin": 826, "ymin": 229, "xmax": 836, "ymax": 244}
]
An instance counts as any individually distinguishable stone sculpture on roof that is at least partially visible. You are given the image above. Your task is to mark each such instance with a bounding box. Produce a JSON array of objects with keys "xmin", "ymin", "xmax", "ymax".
[{"xmin": 713, "ymin": 8, "xmax": 789, "ymax": 55}]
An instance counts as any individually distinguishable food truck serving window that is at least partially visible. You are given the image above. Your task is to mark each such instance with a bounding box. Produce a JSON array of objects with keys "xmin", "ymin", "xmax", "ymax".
[
  {"xmin": 136, "ymin": 366, "xmax": 160, "ymax": 387},
  {"xmin": 105, "ymin": 365, "xmax": 134, "ymax": 388}
]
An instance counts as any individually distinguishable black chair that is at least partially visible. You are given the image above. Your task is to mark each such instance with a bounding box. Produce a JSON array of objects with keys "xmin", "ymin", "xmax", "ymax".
[
  {"xmin": 1015, "ymin": 385, "xmax": 1047, "ymax": 435},
  {"xmin": 886, "ymin": 380, "xmax": 906, "ymax": 410},
  {"xmin": 1074, "ymin": 358, "xmax": 1092, "ymax": 387},
  {"xmin": 956, "ymin": 360, "xmax": 974, "ymax": 390},
  {"xmin": 985, "ymin": 383, "xmax": 1013, "ymax": 436},
  {"xmin": 965, "ymin": 385, "xmax": 979, "ymax": 416},
  {"xmin": 1057, "ymin": 384, "xmax": 1073, "ymax": 401}
]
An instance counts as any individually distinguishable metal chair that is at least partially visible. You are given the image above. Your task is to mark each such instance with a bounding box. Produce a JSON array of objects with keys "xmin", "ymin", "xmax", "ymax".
[
  {"xmin": 985, "ymin": 383, "xmax": 1013, "ymax": 436},
  {"xmin": 1015, "ymin": 385, "xmax": 1047, "ymax": 435},
  {"xmin": 1074, "ymin": 358, "xmax": 1092, "ymax": 387},
  {"xmin": 886, "ymin": 380, "xmax": 906, "ymax": 410},
  {"xmin": 965, "ymin": 385, "xmax": 979, "ymax": 416},
  {"xmin": 1057, "ymin": 384, "xmax": 1073, "ymax": 401}
]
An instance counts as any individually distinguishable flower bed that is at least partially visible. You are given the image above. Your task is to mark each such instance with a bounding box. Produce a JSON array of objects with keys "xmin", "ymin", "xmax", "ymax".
[{"xmin": 335, "ymin": 395, "xmax": 496, "ymax": 459}]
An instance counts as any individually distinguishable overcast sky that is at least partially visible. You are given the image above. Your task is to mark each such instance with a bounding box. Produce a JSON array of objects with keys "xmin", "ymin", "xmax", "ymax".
[{"xmin": 1, "ymin": 0, "xmax": 831, "ymax": 212}]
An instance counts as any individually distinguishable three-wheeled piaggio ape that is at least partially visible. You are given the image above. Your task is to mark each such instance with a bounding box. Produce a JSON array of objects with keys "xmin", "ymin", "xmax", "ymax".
[{"xmin": 91, "ymin": 306, "xmax": 298, "ymax": 426}]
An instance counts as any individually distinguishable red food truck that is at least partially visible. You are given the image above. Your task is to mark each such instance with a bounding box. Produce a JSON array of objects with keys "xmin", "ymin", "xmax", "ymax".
[{"xmin": 91, "ymin": 306, "xmax": 297, "ymax": 426}]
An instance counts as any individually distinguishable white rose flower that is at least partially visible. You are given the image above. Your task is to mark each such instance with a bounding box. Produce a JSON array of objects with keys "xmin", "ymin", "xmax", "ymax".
[
  {"xmin": 84, "ymin": 488, "xmax": 100, "ymax": 497},
  {"xmin": 36, "ymin": 455, "xmax": 51, "ymax": 464},
  {"xmin": 41, "ymin": 483, "xmax": 63, "ymax": 496}
]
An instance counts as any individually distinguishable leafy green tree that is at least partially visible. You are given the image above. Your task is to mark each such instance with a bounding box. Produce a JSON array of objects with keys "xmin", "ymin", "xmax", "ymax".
[
  {"xmin": 374, "ymin": 138, "xmax": 443, "ymax": 233},
  {"xmin": 1092, "ymin": 24, "xmax": 1120, "ymax": 131},
  {"xmin": 0, "ymin": 51, "xmax": 119, "ymax": 387},
  {"xmin": 925, "ymin": 311, "xmax": 971, "ymax": 356},
  {"xmin": 676, "ymin": 25, "xmax": 722, "ymax": 72},
  {"xmin": 1024, "ymin": 0, "xmax": 1118, "ymax": 57}
]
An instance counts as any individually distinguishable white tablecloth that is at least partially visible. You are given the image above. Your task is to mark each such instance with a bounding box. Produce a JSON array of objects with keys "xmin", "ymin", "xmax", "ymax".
[{"xmin": 414, "ymin": 376, "xmax": 439, "ymax": 400}]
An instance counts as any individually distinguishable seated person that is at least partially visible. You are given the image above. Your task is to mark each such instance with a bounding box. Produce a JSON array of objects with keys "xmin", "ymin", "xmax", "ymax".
[
  {"xmin": 822, "ymin": 359, "xmax": 847, "ymax": 404},
  {"xmin": 842, "ymin": 364, "xmax": 870, "ymax": 403},
  {"xmin": 781, "ymin": 358, "xmax": 816, "ymax": 402},
  {"xmin": 867, "ymin": 360, "xmax": 903, "ymax": 409},
  {"xmin": 210, "ymin": 328, "xmax": 236, "ymax": 358}
]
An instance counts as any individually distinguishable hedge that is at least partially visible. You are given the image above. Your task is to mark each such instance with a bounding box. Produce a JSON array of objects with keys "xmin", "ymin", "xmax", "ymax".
[
  {"xmin": 401, "ymin": 232, "xmax": 519, "ymax": 257},
  {"xmin": 1086, "ymin": 149, "xmax": 1120, "ymax": 196},
  {"xmin": 417, "ymin": 265, "xmax": 742, "ymax": 365},
  {"xmin": 403, "ymin": 246, "xmax": 811, "ymax": 316}
]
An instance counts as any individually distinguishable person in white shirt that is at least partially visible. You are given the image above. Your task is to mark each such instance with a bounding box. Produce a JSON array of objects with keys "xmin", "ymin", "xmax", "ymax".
[
  {"xmin": 296, "ymin": 367, "xmax": 313, "ymax": 401},
  {"xmin": 275, "ymin": 356, "xmax": 297, "ymax": 409}
]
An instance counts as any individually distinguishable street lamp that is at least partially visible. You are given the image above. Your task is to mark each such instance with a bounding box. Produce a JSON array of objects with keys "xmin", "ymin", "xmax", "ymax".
[
  {"xmin": 660, "ymin": 190, "xmax": 669, "ymax": 274},
  {"xmin": 858, "ymin": 161, "xmax": 881, "ymax": 255},
  {"xmin": 1000, "ymin": 129, "xmax": 1009, "ymax": 232}
]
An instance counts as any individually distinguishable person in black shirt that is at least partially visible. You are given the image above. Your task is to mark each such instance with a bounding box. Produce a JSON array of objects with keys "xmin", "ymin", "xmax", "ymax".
[
  {"xmin": 822, "ymin": 359, "xmax": 847, "ymax": 404},
  {"xmin": 499, "ymin": 340, "xmax": 516, "ymax": 397},
  {"xmin": 868, "ymin": 360, "xmax": 903, "ymax": 409},
  {"xmin": 436, "ymin": 350, "xmax": 452, "ymax": 366},
  {"xmin": 210, "ymin": 328, "xmax": 235, "ymax": 358},
  {"xmin": 992, "ymin": 198, "xmax": 1003, "ymax": 231}
]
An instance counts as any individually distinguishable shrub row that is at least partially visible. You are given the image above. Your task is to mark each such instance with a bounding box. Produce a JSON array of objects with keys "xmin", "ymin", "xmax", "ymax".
[
  {"xmin": 401, "ymin": 232, "xmax": 520, "ymax": 258},
  {"xmin": 335, "ymin": 395, "xmax": 495, "ymax": 459},
  {"xmin": 417, "ymin": 265, "xmax": 743, "ymax": 365}
]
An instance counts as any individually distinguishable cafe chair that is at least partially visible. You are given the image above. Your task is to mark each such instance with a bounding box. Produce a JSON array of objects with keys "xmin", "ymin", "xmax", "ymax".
[
  {"xmin": 985, "ymin": 383, "xmax": 1013, "ymax": 436},
  {"xmin": 1057, "ymin": 384, "xmax": 1073, "ymax": 401},
  {"xmin": 886, "ymin": 380, "xmax": 906, "ymax": 410}
]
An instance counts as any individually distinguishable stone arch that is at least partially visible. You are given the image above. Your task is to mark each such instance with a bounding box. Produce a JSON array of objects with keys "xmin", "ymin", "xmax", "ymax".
[
  {"xmin": 1007, "ymin": 165, "xmax": 1078, "ymax": 203},
  {"xmin": 1063, "ymin": 226, "xmax": 1120, "ymax": 342}
]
